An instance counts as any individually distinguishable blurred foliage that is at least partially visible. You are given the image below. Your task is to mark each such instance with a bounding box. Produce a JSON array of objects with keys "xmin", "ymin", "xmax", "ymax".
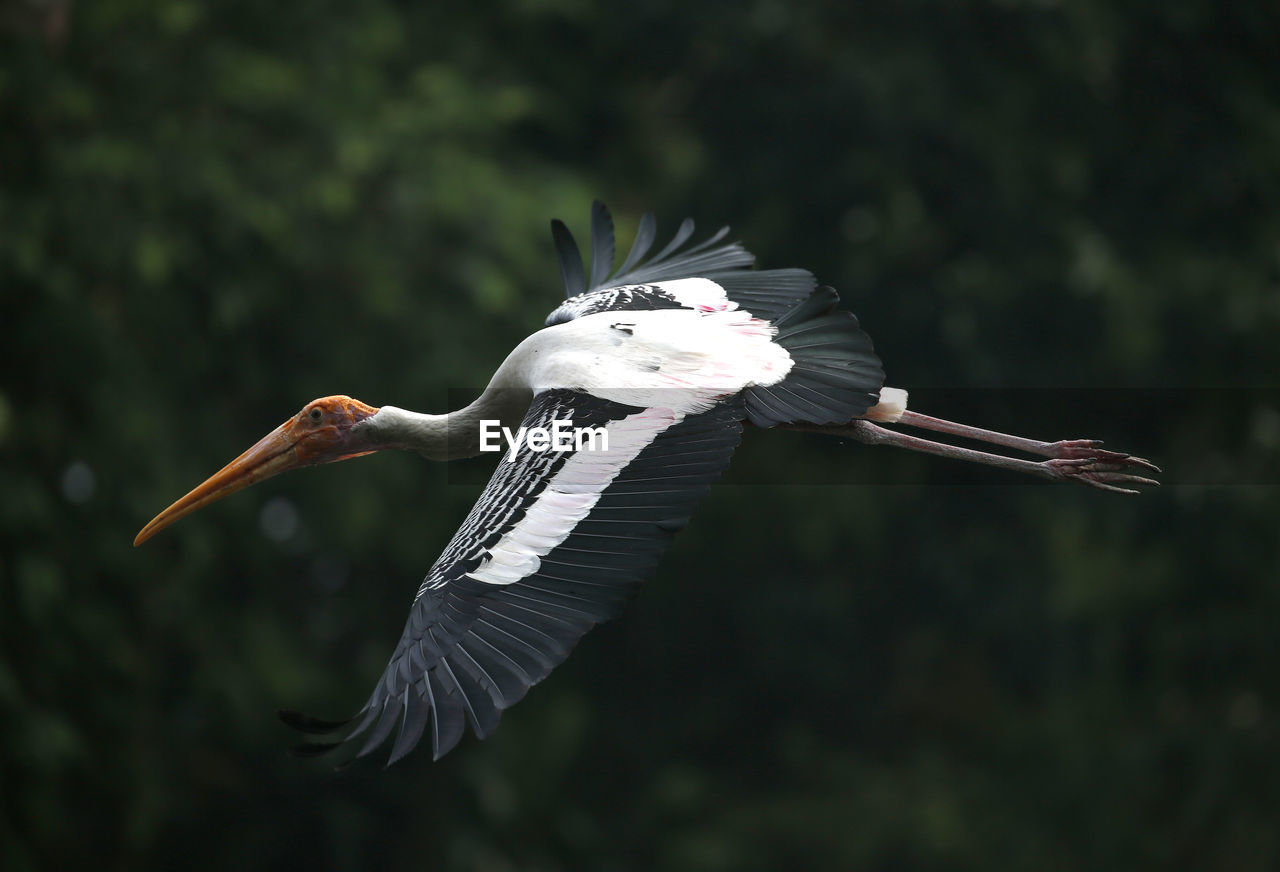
[{"xmin": 3, "ymin": 0, "xmax": 1279, "ymax": 869}]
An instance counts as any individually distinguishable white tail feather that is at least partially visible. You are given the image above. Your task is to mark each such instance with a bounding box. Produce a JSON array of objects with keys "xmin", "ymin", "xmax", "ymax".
[{"xmin": 862, "ymin": 387, "xmax": 908, "ymax": 423}]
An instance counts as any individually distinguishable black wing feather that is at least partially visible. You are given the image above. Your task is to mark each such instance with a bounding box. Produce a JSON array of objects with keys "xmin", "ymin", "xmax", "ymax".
[
  {"xmin": 588, "ymin": 200, "xmax": 615, "ymax": 290},
  {"xmin": 545, "ymin": 204, "xmax": 810, "ymax": 327},
  {"xmin": 616, "ymin": 211, "xmax": 658, "ymax": 275},
  {"xmin": 551, "ymin": 219, "xmax": 587, "ymax": 300},
  {"xmin": 646, "ymin": 217, "xmax": 697, "ymax": 265}
]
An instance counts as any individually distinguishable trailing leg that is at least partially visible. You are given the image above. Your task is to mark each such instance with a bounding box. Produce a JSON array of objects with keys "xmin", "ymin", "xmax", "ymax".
[
  {"xmin": 830, "ymin": 419, "xmax": 1159, "ymax": 493},
  {"xmin": 787, "ymin": 388, "xmax": 1159, "ymax": 493}
]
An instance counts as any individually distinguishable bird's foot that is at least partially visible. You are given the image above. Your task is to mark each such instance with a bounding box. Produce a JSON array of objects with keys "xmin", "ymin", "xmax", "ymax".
[
  {"xmin": 1041, "ymin": 448, "xmax": 1161, "ymax": 494},
  {"xmin": 1043, "ymin": 438, "xmax": 1136, "ymax": 462}
]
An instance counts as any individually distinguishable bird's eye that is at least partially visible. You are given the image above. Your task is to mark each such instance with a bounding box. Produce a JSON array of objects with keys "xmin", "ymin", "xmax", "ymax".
[{"xmin": 308, "ymin": 407, "xmax": 324, "ymax": 423}]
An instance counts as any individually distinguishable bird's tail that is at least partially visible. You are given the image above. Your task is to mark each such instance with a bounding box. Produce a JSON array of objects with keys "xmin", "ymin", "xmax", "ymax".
[
  {"xmin": 862, "ymin": 387, "xmax": 909, "ymax": 423},
  {"xmin": 744, "ymin": 286, "xmax": 886, "ymax": 428}
]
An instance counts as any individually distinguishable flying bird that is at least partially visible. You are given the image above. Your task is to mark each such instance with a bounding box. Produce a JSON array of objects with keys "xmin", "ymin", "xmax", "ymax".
[{"xmin": 135, "ymin": 202, "xmax": 1159, "ymax": 765}]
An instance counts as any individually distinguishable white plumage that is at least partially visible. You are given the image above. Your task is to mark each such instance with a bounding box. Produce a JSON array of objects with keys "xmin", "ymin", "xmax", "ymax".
[{"xmin": 510, "ymin": 305, "xmax": 794, "ymax": 409}]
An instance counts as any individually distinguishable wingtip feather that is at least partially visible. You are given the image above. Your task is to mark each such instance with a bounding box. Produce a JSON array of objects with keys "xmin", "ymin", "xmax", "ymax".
[
  {"xmin": 589, "ymin": 201, "xmax": 616, "ymax": 289},
  {"xmin": 551, "ymin": 218, "xmax": 587, "ymax": 299}
]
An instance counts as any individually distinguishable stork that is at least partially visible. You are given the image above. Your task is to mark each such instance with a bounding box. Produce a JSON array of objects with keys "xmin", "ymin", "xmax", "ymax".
[{"xmin": 135, "ymin": 203, "xmax": 1158, "ymax": 764}]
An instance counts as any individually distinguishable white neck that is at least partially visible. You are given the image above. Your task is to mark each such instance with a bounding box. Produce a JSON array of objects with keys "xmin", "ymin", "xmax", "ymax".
[
  {"xmin": 357, "ymin": 327, "xmax": 555, "ymax": 460},
  {"xmin": 362, "ymin": 386, "xmax": 532, "ymax": 461}
]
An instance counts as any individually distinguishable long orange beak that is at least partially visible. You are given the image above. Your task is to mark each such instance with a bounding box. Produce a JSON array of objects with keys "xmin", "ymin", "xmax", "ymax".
[{"xmin": 134, "ymin": 422, "xmax": 304, "ymax": 546}]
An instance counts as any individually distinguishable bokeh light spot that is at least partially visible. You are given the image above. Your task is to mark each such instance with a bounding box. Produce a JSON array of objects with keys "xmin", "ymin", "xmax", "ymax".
[
  {"xmin": 259, "ymin": 497, "xmax": 299, "ymax": 542},
  {"xmin": 61, "ymin": 461, "xmax": 96, "ymax": 504}
]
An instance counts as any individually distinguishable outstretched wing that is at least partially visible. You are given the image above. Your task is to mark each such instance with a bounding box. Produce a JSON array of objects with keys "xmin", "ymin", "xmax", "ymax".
[
  {"xmin": 545, "ymin": 201, "xmax": 820, "ymax": 327},
  {"xmin": 285, "ymin": 389, "xmax": 745, "ymax": 764},
  {"xmin": 543, "ymin": 202, "xmax": 887, "ymax": 429}
]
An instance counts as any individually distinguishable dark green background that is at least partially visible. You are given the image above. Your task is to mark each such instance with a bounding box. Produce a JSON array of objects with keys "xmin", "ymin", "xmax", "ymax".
[{"xmin": 3, "ymin": 1, "xmax": 1277, "ymax": 869}]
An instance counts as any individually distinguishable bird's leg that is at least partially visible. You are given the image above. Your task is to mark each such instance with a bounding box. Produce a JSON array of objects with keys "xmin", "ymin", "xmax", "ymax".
[
  {"xmin": 797, "ymin": 419, "xmax": 1159, "ymax": 494},
  {"xmin": 895, "ymin": 410, "xmax": 1144, "ymax": 465}
]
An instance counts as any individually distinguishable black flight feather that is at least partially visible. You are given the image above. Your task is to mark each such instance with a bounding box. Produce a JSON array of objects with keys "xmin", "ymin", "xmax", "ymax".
[
  {"xmin": 616, "ymin": 211, "xmax": 657, "ymax": 275},
  {"xmin": 551, "ymin": 219, "xmax": 587, "ymax": 299},
  {"xmin": 744, "ymin": 286, "xmax": 884, "ymax": 427},
  {"xmin": 649, "ymin": 217, "xmax": 696, "ymax": 264},
  {"xmin": 588, "ymin": 200, "xmax": 615, "ymax": 290}
]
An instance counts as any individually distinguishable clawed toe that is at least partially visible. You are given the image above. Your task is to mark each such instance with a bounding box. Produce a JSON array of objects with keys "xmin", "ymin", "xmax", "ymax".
[
  {"xmin": 1044, "ymin": 456, "xmax": 1161, "ymax": 494},
  {"xmin": 1048, "ymin": 440, "xmax": 1161, "ymax": 473}
]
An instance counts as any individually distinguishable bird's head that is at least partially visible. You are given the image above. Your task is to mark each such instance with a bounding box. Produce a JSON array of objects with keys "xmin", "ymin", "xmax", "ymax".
[{"xmin": 134, "ymin": 395, "xmax": 380, "ymax": 546}]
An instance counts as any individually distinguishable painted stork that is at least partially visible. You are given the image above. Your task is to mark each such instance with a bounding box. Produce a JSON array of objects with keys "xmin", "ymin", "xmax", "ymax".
[{"xmin": 135, "ymin": 203, "xmax": 1158, "ymax": 765}]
